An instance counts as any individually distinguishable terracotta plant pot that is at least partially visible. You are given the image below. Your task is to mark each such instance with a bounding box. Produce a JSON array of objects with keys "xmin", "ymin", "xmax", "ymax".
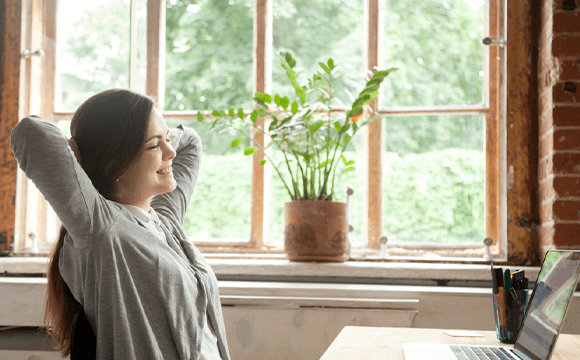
[{"xmin": 284, "ymin": 200, "xmax": 349, "ymax": 262}]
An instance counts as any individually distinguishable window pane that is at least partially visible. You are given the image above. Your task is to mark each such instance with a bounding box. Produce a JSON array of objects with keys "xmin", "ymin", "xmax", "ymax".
[
  {"xmin": 56, "ymin": 0, "xmax": 131, "ymax": 111},
  {"xmin": 268, "ymin": 122, "xmax": 365, "ymax": 248},
  {"xmin": 383, "ymin": 0, "xmax": 485, "ymax": 107},
  {"xmin": 383, "ymin": 115, "xmax": 485, "ymax": 244},
  {"xmin": 165, "ymin": 0, "xmax": 254, "ymax": 111},
  {"xmin": 165, "ymin": 119, "xmax": 252, "ymax": 242},
  {"xmin": 272, "ymin": 0, "xmax": 365, "ymax": 106}
]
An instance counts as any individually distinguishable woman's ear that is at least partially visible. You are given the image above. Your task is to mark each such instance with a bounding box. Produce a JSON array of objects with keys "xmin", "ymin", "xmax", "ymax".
[{"xmin": 67, "ymin": 137, "xmax": 82, "ymax": 164}]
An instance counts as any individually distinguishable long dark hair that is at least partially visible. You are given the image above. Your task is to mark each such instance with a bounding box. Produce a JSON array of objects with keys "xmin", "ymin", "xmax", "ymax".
[{"xmin": 44, "ymin": 89, "xmax": 155, "ymax": 356}]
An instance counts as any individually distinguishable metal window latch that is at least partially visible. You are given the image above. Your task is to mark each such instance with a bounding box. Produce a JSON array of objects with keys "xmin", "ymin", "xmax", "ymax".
[
  {"xmin": 28, "ymin": 231, "xmax": 39, "ymax": 253},
  {"xmin": 21, "ymin": 49, "xmax": 45, "ymax": 59},
  {"xmin": 483, "ymin": 237, "xmax": 493, "ymax": 261},
  {"xmin": 380, "ymin": 235, "xmax": 388, "ymax": 258},
  {"xmin": 482, "ymin": 37, "xmax": 506, "ymax": 47}
]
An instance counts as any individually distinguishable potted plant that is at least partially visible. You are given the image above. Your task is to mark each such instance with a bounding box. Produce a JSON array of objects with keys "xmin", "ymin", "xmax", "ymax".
[{"xmin": 199, "ymin": 52, "xmax": 397, "ymax": 262}]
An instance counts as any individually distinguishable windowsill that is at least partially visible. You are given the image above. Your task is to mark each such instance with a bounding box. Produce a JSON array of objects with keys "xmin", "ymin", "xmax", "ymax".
[{"xmin": 0, "ymin": 256, "xmax": 541, "ymax": 285}]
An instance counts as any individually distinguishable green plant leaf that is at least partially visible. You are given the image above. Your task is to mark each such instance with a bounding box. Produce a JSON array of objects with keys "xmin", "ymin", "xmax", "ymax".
[
  {"xmin": 345, "ymin": 159, "xmax": 355, "ymax": 166},
  {"xmin": 310, "ymin": 120, "xmax": 324, "ymax": 134},
  {"xmin": 197, "ymin": 111, "xmax": 205, "ymax": 122},
  {"xmin": 250, "ymin": 109, "xmax": 258, "ymax": 124},
  {"xmin": 340, "ymin": 122, "xmax": 351, "ymax": 133},
  {"xmin": 254, "ymin": 97, "xmax": 267, "ymax": 108},
  {"xmin": 228, "ymin": 108, "xmax": 236, "ymax": 118},
  {"xmin": 352, "ymin": 122, "xmax": 359, "ymax": 133},
  {"xmin": 237, "ymin": 108, "xmax": 244, "ymax": 119},
  {"xmin": 317, "ymin": 159, "xmax": 330, "ymax": 169},
  {"xmin": 274, "ymin": 94, "xmax": 281, "ymax": 107},
  {"xmin": 341, "ymin": 155, "xmax": 347, "ymax": 165},
  {"xmin": 343, "ymin": 134, "xmax": 352, "ymax": 147},
  {"xmin": 298, "ymin": 88, "xmax": 306, "ymax": 104},
  {"xmin": 244, "ymin": 147, "xmax": 258, "ymax": 155},
  {"xmin": 334, "ymin": 121, "xmax": 342, "ymax": 132},
  {"xmin": 327, "ymin": 58, "xmax": 334, "ymax": 69},
  {"xmin": 260, "ymin": 159, "xmax": 267, "ymax": 165},
  {"xmin": 342, "ymin": 166, "xmax": 356, "ymax": 174},
  {"xmin": 255, "ymin": 92, "xmax": 272, "ymax": 103},
  {"xmin": 319, "ymin": 62, "xmax": 331, "ymax": 74},
  {"xmin": 291, "ymin": 101, "xmax": 299, "ymax": 115},
  {"xmin": 212, "ymin": 110, "xmax": 220, "ymax": 117},
  {"xmin": 281, "ymin": 96, "xmax": 289, "ymax": 111},
  {"xmin": 231, "ymin": 136, "xmax": 246, "ymax": 148},
  {"xmin": 219, "ymin": 110, "xmax": 227, "ymax": 118},
  {"xmin": 347, "ymin": 106, "xmax": 363, "ymax": 119}
]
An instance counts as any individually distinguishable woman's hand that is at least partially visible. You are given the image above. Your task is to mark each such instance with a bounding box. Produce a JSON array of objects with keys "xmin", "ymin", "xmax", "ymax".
[{"xmin": 67, "ymin": 137, "xmax": 82, "ymax": 164}]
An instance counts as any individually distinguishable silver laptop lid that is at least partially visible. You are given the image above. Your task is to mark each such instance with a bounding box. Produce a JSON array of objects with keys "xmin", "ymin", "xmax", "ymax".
[{"xmin": 513, "ymin": 250, "xmax": 580, "ymax": 360}]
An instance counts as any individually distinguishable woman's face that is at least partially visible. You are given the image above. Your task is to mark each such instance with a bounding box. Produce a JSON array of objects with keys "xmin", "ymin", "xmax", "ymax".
[{"xmin": 115, "ymin": 107, "xmax": 177, "ymax": 210}]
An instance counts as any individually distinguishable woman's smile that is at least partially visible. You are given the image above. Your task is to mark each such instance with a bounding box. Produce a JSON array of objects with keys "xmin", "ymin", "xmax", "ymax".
[{"xmin": 157, "ymin": 165, "xmax": 173, "ymax": 175}]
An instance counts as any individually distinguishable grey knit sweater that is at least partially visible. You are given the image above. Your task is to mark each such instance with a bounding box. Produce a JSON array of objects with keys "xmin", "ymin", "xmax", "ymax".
[{"xmin": 11, "ymin": 116, "xmax": 231, "ymax": 360}]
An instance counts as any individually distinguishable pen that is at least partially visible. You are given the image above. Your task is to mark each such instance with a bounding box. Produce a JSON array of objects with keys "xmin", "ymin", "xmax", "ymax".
[
  {"xmin": 496, "ymin": 268, "xmax": 507, "ymax": 338},
  {"xmin": 491, "ymin": 264, "xmax": 500, "ymax": 327},
  {"xmin": 504, "ymin": 269, "xmax": 512, "ymax": 337}
]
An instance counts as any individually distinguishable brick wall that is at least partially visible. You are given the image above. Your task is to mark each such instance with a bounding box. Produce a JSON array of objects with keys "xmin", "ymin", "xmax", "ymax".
[{"xmin": 539, "ymin": 0, "xmax": 580, "ymax": 257}]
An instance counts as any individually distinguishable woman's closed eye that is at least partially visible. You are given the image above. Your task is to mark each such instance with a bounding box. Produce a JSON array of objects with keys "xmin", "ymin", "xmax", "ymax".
[{"xmin": 147, "ymin": 138, "xmax": 171, "ymax": 150}]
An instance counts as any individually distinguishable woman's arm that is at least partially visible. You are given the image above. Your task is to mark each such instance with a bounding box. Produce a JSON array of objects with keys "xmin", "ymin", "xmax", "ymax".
[
  {"xmin": 11, "ymin": 116, "xmax": 117, "ymax": 247},
  {"xmin": 151, "ymin": 125, "xmax": 201, "ymax": 225}
]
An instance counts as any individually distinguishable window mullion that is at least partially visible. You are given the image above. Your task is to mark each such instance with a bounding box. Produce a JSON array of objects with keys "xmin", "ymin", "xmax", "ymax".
[
  {"xmin": 129, "ymin": 0, "xmax": 138, "ymax": 90},
  {"xmin": 250, "ymin": 0, "xmax": 272, "ymax": 247},
  {"xmin": 364, "ymin": 0, "xmax": 383, "ymax": 250},
  {"xmin": 146, "ymin": 0, "xmax": 165, "ymax": 109}
]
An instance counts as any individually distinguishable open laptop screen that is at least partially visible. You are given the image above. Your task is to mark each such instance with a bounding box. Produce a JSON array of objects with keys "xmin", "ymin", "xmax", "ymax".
[{"xmin": 514, "ymin": 251, "xmax": 580, "ymax": 360}]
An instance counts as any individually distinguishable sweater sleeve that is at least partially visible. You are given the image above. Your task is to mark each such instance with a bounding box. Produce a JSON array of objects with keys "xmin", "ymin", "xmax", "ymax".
[
  {"xmin": 151, "ymin": 125, "xmax": 202, "ymax": 225},
  {"xmin": 10, "ymin": 116, "xmax": 117, "ymax": 247}
]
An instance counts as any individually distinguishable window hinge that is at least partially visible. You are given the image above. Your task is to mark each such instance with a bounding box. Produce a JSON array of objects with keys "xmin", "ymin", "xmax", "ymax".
[
  {"xmin": 482, "ymin": 37, "xmax": 506, "ymax": 47},
  {"xmin": 21, "ymin": 49, "xmax": 45, "ymax": 59}
]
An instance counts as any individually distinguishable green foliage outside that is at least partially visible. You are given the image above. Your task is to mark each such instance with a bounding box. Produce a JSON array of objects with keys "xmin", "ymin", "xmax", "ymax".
[{"xmin": 58, "ymin": 0, "xmax": 486, "ymax": 244}]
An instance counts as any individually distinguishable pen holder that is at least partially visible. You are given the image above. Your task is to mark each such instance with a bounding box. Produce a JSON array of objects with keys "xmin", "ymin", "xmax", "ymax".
[{"xmin": 493, "ymin": 289, "xmax": 528, "ymax": 343}]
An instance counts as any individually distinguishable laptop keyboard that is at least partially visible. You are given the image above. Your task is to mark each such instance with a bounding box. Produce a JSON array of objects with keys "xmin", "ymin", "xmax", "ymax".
[{"xmin": 450, "ymin": 345, "xmax": 519, "ymax": 360}]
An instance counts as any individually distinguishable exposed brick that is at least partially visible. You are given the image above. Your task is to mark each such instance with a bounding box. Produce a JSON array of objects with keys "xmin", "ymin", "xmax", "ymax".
[
  {"xmin": 539, "ymin": 223, "xmax": 554, "ymax": 247},
  {"xmin": 553, "ymin": 199, "xmax": 580, "ymax": 220},
  {"xmin": 553, "ymin": 223, "xmax": 580, "ymax": 246},
  {"xmin": 540, "ymin": 109, "xmax": 554, "ymax": 136},
  {"xmin": 552, "ymin": 35, "xmax": 580, "ymax": 57},
  {"xmin": 553, "ymin": 128, "xmax": 580, "ymax": 150},
  {"xmin": 540, "ymin": 131, "xmax": 554, "ymax": 159},
  {"xmin": 552, "ymin": 152, "xmax": 580, "ymax": 174},
  {"xmin": 553, "ymin": 11, "xmax": 580, "ymax": 33},
  {"xmin": 553, "ymin": 0, "xmax": 578, "ymax": 11},
  {"xmin": 541, "ymin": 200, "xmax": 555, "ymax": 222},
  {"xmin": 540, "ymin": 176, "xmax": 556, "ymax": 201},
  {"xmin": 553, "ymin": 81, "xmax": 580, "ymax": 103},
  {"xmin": 553, "ymin": 106, "xmax": 580, "ymax": 126},
  {"xmin": 559, "ymin": 59, "xmax": 580, "ymax": 80},
  {"xmin": 553, "ymin": 176, "xmax": 580, "ymax": 197},
  {"xmin": 539, "ymin": 154, "xmax": 552, "ymax": 181}
]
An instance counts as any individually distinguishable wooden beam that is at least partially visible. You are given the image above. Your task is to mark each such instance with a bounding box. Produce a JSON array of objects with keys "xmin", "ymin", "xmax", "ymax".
[
  {"xmin": 0, "ymin": 0, "xmax": 21, "ymax": 255},
  {"xmin": 365, "ymin": 0, "xmax": 383, "ymax": 249},
  {"xmin": 146, "ymin": 0, "xmax": 165, "ymax": 109},
  {"xmin": 250, "ymin": 0, "xmax": 272, "ymax": 247},
  {"xmin": 485, "ymin": 0, "xmax": 503, "ymax": 257}
]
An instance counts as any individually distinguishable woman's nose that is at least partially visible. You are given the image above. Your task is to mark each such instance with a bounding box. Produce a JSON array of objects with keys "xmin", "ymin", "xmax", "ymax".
[{"xmin": 164, "ymin": 142, "xmax": 176, "ymax": 161}]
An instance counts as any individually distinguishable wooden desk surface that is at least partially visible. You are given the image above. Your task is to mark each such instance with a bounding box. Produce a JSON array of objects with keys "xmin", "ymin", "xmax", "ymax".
[{"xmin": 320, "ymin": 326, "xmax": 580, "ymax": 360}]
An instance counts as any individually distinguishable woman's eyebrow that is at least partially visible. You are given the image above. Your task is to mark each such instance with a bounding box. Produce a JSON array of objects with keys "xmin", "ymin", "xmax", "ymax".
[{"xmin": 145, "ymin": 129, "xmax": 169, "ymax": 143}]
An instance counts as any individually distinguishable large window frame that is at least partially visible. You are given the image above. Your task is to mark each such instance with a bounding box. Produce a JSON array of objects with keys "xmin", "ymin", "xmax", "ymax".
[{"xmin": 13, "ymin": 0, "xmax": 512, "ymax": 261}]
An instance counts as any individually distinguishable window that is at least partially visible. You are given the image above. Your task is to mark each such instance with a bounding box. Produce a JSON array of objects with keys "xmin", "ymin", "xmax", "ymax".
[{"xmin": 14, "ymin": 0, "xmax": 506, "ymax": 260}]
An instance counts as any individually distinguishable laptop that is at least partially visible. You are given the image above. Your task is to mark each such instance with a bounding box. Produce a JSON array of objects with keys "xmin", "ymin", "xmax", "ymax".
[{"xmin": 403, "ymin": 250, "xmax": 580, "ymax": 360}]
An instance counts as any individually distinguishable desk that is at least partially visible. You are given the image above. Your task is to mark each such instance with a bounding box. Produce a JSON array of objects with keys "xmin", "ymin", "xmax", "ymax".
[{"xmin": 320, "ymin": 327, "xmax": 580, "ymax": 360}]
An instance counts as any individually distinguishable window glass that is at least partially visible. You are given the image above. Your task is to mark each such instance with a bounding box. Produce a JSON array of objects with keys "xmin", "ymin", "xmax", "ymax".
[
  {"xmin": 272, "ymin": 0, "xmax": 365, "ymax": 106},
  {"xmin": 383, "ymin": 114, "xmax": 485, "ymax": 244},
  {"xmin": 165, "ymin": 0, "xmax": 254, "ymax": 111},
  {"xmin": 383, "ymin": 0, "xmax": 485, "ymax": 107},
  {"xmin": 56, "ymin": 0, "xmax": 133, "ymax": 111},
  {"xmin": 165, "ymin": 119, "xmax": 252, "ymax": 242}
]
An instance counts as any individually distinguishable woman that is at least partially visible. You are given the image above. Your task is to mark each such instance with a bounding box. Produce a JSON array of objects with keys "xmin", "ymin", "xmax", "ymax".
[{"xmin": 11, "ymin": 89, "xmax": 230, "ymax": 360}]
